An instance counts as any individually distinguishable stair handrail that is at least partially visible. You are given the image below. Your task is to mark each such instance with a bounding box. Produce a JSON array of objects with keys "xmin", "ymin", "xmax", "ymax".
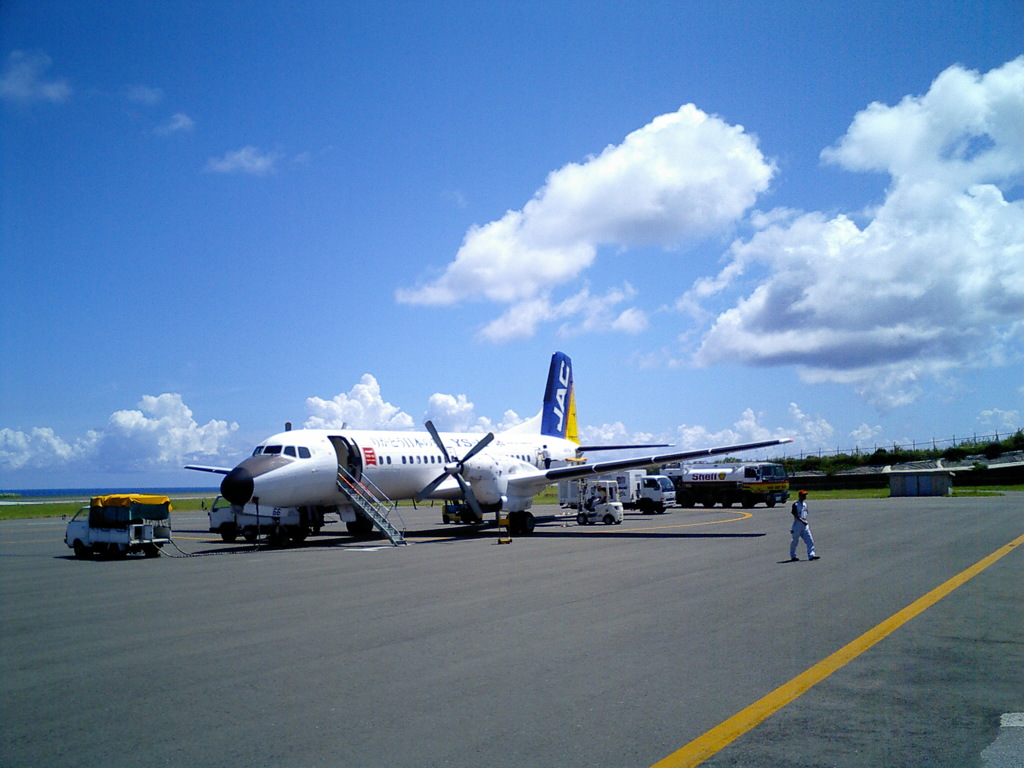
[{"xmin": 336, "ymin": 464, "xmax": 407, "ymax": 536}]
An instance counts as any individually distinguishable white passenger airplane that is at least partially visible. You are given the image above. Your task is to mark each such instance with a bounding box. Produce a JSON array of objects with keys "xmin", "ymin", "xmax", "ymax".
[{"xmin": 186, "ymin": 352, "xmax": 791, "ymax": 537}]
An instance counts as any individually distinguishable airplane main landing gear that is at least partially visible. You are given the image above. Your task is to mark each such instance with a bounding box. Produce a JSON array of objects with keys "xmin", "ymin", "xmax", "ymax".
[
  {"xmin": 507, "ymin": 511, "xmax": 536, "ymax": 535},
  {"xmin": 345, "ymin": 516, "xmax": 375, "ymax": 537}
]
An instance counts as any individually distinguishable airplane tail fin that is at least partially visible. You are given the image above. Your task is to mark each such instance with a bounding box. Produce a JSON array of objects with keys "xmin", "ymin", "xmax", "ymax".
[{"xmin": 540, "ymin": 351, "xmax": 578, "ymax": 443}]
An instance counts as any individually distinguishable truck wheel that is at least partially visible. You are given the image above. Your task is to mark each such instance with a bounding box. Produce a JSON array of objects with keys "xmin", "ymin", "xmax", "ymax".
[
  {"xmin": 702, "ymin": 498, "xmax": 716, "ymax": 508},
  {"xmin": 72, "ymin": 540, "xmax": 91, "ymax": 559},
  {"xmin": 242, "ymin": 526, "xmax": 259, "ymax": 543},
  {"xmin": 655, "ymin": 502, "xmax": 665, "ymax": 514},
  {"xmin": 639, "ymin": 498, "xmax": 654, "ymax": 515},
  {"xmin": 108, "ymin": 543, "xmax": 128, "ymax": 558},
  {"xmin": 267, "ymin": 527, "xmax": 287, "ymax": 546},
  {"xmin": 143, "ymin": 543, "xmax": 162, "ymax": 558},
  {"xmin": 576, "ymin": 512, "xmax": 587, "ymax": 526},
  {"xmin": 766, "ymin": 499, "xmax": 776, "ymax": 508},
  {"xmin": 603, "ymin": 514, "xmax": 615, "ymax": 525},
  {"xmin": 220, "ymin": 523, "xmax": 238, "ymax": 543},
  {"xmin": 741, "ymin": 494, "xmax": 756, "ymax": 508}
]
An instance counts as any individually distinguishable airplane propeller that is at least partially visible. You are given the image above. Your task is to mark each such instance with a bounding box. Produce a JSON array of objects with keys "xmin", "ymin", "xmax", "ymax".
[{"xmin": 417, "ymin": 420, "xmax": 494, "ymax": 519}]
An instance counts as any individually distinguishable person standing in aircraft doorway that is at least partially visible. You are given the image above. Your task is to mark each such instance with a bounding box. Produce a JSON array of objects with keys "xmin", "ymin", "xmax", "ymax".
[{"xmin": 789, "ymin": 490, "xmax": 819, "ymax": 561}]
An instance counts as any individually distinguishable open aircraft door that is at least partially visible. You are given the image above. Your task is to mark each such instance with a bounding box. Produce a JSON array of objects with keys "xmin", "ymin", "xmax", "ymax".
[{"xmin": 329, "ymin": 435, "xmax": 362, "ymax": 480}]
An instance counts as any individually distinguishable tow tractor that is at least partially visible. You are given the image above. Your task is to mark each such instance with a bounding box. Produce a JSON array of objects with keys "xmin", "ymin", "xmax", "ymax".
[
  {"xmin": 574, "ymin": 479, "xmax": 624, "ymax": 525},
  {"xmin": 442, "ymin": 501, "xmax": 484, "ymax": 525},
  {"xmin": 65, "ymin": 494, "xmax": 172, "ymax": 559}
]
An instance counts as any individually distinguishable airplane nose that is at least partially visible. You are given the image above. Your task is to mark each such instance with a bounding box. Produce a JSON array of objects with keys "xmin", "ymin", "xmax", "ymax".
[{"xmin": 221, "ymin": 465, "xmax": 254, "ymax": 506}]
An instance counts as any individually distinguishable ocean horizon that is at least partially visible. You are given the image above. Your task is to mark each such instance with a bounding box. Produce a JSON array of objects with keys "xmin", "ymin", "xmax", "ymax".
[{"xmin": 0, "ymin": 487, "xmax": 218, "ymax": 499}]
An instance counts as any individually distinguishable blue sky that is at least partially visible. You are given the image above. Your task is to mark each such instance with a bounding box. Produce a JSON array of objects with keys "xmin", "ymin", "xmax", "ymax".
[{"xmin": 2, "ymin": 1, "xmax": 1022, "ymax": 489}]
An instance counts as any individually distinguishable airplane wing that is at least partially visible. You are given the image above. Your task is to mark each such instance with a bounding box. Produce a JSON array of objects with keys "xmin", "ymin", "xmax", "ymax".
[
  {"xmin": 184, "ymin": 465, "xmax": 233, "ymax": 475},
  {"xmin": 507, "ymin": 438, "xmax": 793, "ymax": 497},
  {"xmin": 577, "ymin": 443, "xmax": 671, "ymax": 452}
]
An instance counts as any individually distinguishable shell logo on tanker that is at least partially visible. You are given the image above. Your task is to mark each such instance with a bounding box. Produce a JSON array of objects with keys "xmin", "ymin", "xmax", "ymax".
[{"xmin": 691, "ymin": 472, "xmax": 728, "ymax": 481}]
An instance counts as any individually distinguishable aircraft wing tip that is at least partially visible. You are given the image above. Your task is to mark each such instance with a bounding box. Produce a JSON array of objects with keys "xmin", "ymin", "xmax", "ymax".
[{"xmin": 184, "ymin": 465, "xmax": 231, "ymax": 475}]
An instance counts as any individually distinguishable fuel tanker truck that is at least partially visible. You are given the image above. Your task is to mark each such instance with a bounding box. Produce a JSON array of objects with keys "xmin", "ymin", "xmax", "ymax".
[{"xmin": 663, "ymin": 462, "xmax": 790, "ymax": 509}]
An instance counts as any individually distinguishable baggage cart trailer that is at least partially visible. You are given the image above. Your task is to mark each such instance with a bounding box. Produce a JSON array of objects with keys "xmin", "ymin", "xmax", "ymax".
[{"xmin": 65, "ymin": 494, "xmax": 172, "ymax": 558}]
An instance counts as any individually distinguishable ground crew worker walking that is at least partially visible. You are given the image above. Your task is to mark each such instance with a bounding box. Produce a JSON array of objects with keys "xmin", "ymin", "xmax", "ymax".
[{"xmin": 789, "ymin": 489, "xmax": 819, "ymax": 561}]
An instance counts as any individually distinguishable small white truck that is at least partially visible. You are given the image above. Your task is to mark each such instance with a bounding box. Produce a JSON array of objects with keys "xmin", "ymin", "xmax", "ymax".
[
  {"xmin": 573, "ymin": 479, "xmax": 624, "ymax": 525},
  {"xmin": 208, "ymin": 495, "xmax": 332, "ymax": 544},
  {"xmin": 65, "ymin": 494, "xmax": 172, "ymax": 559},
  {"xmin": 614, "ymin": 470, "xmax": 676, "ymax": 514}
]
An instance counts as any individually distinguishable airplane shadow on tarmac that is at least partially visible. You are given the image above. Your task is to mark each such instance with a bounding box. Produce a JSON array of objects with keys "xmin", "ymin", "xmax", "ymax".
[
  {"xmin": 162, "ymin": 523, "xmax": 768, "ymax": 554},
  {"xmin": 529, "ymin": 529, "xmax": 767, "ymax": 540}
]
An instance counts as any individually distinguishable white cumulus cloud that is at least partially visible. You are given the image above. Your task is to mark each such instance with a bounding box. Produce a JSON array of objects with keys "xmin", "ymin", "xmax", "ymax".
[
  {"xmin": 125, "ymin": 85, "xmax": 163, "ymax": 105},
  {"xmin": 673, "ymin": 408, "xmax": 782, "ymax": 451},
  {"xmin": 424, "ymin": 393, "xmax": 478, "ymax": 432},
  {"xmin": 156, "ymin": 112, "xmax": 195, "ymax": 135},
  {"xmin": 0, "ymin": 427, "xmax": 100, "ymax": 470},
  {"xmin": 0, "ymin": 50, "xmax": 71, "ymax": 104},
  {"xmin": 787, "ymin": 403, "xmax": 836, "ymax": 449},
  {"xmin": 850, "ymin": 423, "xmax": 884, "ymax": 446},
  {"xmin": 103, "ymin": 394, "xmax": 238, "ymax": 468},
  {"xmin": 687, "ymin": 58, "xmax": 1024, "ymax": 409},
  {"xmin": 0, "ymin": 394, "xmax": 238, "ymax": 473},
  {"xmin": 424, "ymin": 393, "xmax": 524, "ymax": 433},
  {"xmin": 578, "ymin": 421, "xmax": 658, "ymax": 447},
  {"xmin": 478, "ymin": 283, "xmax": 649, "ymax": 343},
  {"xmin": 205, "ymin": 146, "xmax": 282, "ymax": 176},
  {"xmin": 977, "ymin": 408, "xmax": 1021, "ymax": 433},
  {"xmin": 397, "ymin": 104, "xmax": 773, "ymax": 341},
  {"xmin": 304, "ymin": 375, "xmax": 415, "ymax": 430},
  {"xmin": 304, "ymin": 376, "xmax": 525, "ymax": 434}
]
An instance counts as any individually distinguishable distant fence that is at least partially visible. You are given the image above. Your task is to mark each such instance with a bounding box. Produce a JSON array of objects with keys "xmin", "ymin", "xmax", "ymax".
[
  {"xmin": 779, "ymin": 430, "xmax": 1021, "ymax": 461},
  {"xmin": 791, "ymin": 462, "xmax": 1024, "ymax": 492},
  {"xmin": 787, "ymin": 473, "xmax": 889, "ymax": 492}
]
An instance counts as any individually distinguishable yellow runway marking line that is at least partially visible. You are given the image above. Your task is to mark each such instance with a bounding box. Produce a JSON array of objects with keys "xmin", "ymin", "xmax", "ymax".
[
  {"xmin": 650, "ymin": 531, "xmax": 1024, "ymax": 768},
  {"xmin": 627, "ymin": 510, "xmax": 753, "ymax": 532}
]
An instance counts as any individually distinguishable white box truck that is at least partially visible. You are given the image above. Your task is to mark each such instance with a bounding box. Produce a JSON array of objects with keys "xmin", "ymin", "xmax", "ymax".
[
  {"xmin": 208, "ymin": 495, "xmax": 331, "ymax": 544},
  {"xmin": 615, "ymin": 470, "xmax": 675, "ymax": 514}
]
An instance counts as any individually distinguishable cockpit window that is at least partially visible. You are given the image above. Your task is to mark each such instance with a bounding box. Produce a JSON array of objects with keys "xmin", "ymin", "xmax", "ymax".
[
  {"xmin": 252, "ymin": 446, "xmax": 263, "ymax": 456},
  {"xmin": 298, "ymin": 446, "xmax": 311, "ymax": 459},
  {"xmin": 263, "ymin": 445, "xmax": 283, "ymax": 455},
  {"xmin": 284, "ymin": 446, "xmax": 297, "ymax": 457}
]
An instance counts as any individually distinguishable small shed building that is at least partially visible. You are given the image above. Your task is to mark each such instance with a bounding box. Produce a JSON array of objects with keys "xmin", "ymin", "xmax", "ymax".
[{"xmin": 888, "ymin": 470, "xmax": 954, "ymax": 497}]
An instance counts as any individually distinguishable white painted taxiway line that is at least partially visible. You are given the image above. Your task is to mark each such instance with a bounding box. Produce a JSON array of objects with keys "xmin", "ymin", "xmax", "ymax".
[{"xmin": 982, "ymin": 713, "xmax": 1024, "ymax": 767}]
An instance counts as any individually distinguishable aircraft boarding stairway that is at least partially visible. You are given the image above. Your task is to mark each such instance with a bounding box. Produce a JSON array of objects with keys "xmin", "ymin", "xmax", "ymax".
[{"xmin": 336, "ymin": 466, "xmax": 407, "ymax": 546}]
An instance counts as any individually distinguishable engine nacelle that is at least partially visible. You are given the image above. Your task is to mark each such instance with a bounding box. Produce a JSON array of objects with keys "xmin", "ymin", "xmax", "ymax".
[{"xmin": 465, "ymin": 454, "xmax": 537, "ymax": 508}]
